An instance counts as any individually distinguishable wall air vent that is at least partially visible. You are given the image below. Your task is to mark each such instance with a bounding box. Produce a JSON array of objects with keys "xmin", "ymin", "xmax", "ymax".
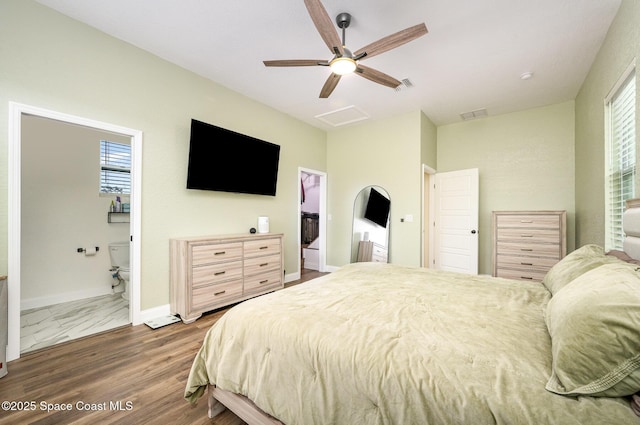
[
  {"xmin": 315, "ymin": 105, "xmax": 369, "ymax": 127},
  {"xmin": 460, "ymin": 108, "xmax": 488, "ymax": 121}
]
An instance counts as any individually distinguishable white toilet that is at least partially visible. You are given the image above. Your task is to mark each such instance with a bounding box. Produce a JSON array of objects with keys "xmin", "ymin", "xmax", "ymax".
[{"xmin": 109, "ymin": 241, "xmax": 130, "ymax": 301}]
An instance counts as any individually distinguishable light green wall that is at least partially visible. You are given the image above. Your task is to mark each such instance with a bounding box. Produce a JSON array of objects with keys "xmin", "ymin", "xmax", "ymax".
[
  {"xmin": 575, "ymin": 0, "xmax": 639, "ymax": 247},
  {"xmin": 437, "ymin": 102, "xmax": 576, "ymax": 275},
  {"xmin": 0, "ymin": 0, "xmax": 326, "ymax": 309},
  {"xmin": 326, "ymin": 111, "xmax": 424, "ymax": 267},
  {"xmin": 2, "ymin": 0, "xmax": 636, "ymax": 310},
  {"xmin": 421, "ymin": 111, "xmax": 438, "ymax": 170}
]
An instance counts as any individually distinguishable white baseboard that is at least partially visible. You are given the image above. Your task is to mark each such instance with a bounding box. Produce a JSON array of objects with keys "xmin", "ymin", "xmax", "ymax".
[
  {"xmin": 324, "ymin": 265, "xmax": 340, "ymax": 273},
  {"xmin": 21, "ymin": 287, "xmax": 115, "ymax": 311},
  {"xmin": 284, "ymin": 271, "xmax": 300, "ymax": 283}
]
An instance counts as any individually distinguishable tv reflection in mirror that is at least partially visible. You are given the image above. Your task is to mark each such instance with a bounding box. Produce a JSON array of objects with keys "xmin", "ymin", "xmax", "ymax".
[
  {"xmin": 186, "ymin": 119, "xmax": 281, "ymax": 196},
  {"xmin": 364, "ymin": 188, "xmax": 390, "ymax": 228}
]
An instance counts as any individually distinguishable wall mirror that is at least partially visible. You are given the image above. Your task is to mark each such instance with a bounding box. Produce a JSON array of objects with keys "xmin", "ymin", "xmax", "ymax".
[{"xmin": 351, "ymin": 186, "xmax": 391, "ymax": 263}]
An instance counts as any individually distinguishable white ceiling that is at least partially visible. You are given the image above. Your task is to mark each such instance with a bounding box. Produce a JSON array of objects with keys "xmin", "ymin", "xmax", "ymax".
[{"xmin": 36, "ymin": 0, "xmax": 621, "ymax": 130}]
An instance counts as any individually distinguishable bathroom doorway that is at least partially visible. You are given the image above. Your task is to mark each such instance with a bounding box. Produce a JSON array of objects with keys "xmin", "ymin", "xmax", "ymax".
[
  {"xmin": 298, "ymin": 168, "xmax": 327, "ymax": 276},
  {"xmin": 7, "ymin": 103, "xmax": 142, "ymax": 361}
]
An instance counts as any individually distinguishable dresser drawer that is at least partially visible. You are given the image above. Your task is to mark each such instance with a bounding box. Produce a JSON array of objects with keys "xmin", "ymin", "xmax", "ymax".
[
  {"xmin": 244, "ymin": 270, "xmax": 282, "ymax": 295},
  {"xmin": 372, "ymin": 252, "xmax": 388, "ymax": 263},
  {"xmin": 244, "ymin": 254, "xmax": 281, "ymax": 276},
  {"xmin": 192, "ymin": 242, "xmax": 242, "ymax": 266},
  {"xmin": 497, "ymin": 228, "xmax": 561, "ymax": 244},
  {"xmin": 192, "ymin": 260, "xmax": 243, "ymax": 287},
  {"xmin": 496, "ymin": 254, "xmax": 559, "ymax": 270},
  {"xmin": 496, "ymin": 268, "xmax": 548, "ymax": 282},
  {"xmin": 244, "ymin": 238, "xmax": 281, "ymax": 258},
  {"xmin": 496, "ymin": 241, "xmax": 561, "ymax": 258},
  {"xmin": 192, "ymin": 279, "xmax": 243, "ymax": 310},
  {"xmin": 496, "ymin": 214, "xmax": 560, "ymax": 230}
]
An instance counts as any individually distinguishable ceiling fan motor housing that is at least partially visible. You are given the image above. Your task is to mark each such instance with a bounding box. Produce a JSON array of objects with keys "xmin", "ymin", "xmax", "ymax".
[{"xmin": 336, "ymin": 12, "xmax": 351, "ymax": 29}]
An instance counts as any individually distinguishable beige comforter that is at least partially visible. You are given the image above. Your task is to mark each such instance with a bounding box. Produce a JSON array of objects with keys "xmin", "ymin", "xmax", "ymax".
[{"xmin": 185, "ymin": 262, "xmax": 637, "ymax": 424}]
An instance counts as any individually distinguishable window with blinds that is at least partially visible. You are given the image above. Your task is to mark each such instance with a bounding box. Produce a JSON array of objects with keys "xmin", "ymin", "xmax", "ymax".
[
  {"xmin": 605, "ymin": 69, "xmax": 636, "ymax": 251},
  {"xmin": 100, "ymin": 140, "xmax": 131, "ymax": 194}
]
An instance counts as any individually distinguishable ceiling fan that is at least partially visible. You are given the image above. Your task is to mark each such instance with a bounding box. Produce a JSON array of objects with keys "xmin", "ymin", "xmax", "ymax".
[{"xmin": 263, "ymin": 0, "xmax": 428, "ymax": 98}]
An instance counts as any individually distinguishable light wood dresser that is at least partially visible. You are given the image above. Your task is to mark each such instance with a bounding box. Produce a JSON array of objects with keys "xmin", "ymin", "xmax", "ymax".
[
  {"xmin": 356, "ymin": 241, "xmax": 388, "ymax": 263},
  {"xmin": 170, "ymin": 233, "xmax": 284, "ymax": 323},
  {"xmin": 492, "ymin": 211, "xmax": 566, "ymax": 282}
]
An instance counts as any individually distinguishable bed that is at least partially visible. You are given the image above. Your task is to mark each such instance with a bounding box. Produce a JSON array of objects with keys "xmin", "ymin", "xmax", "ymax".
[{"xmin": 185, "ymin": 218, "xmax": 640, "ymax": 424}]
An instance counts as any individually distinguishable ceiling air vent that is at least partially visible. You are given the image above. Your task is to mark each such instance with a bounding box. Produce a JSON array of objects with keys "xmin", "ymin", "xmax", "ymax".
[
  {"xmin": 395, "ymin": 78, "xmax": 414, "ymax": 92},
  {"xmin": 460, "ymin": 108, "xmax": 488, "ymax": 121},
  {"xmin": 315, "ymin": 105, "xmax": 369, "ymax": 127}
]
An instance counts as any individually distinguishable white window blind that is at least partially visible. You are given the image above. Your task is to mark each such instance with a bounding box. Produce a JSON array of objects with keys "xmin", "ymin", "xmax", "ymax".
[
  {"xmin": 606, "ymin": 70, "xmax": 636, "ymax": 251},
  {"xmin": 100, "ymin": 140, "xmax": 131, "ymax": 194}
]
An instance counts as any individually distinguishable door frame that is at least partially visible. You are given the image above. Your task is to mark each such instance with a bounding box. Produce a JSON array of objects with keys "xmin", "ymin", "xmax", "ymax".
[
  {"xmin": 421, "ymin": 164, "xmax": 436, "ymax": 268},
  {"xmin": 297, "ymin": 167, "xmax": 327, "ymax": 276},
  {"xmin": 7, "ymin": 102, "xmax": 143, "ymax": 361}
]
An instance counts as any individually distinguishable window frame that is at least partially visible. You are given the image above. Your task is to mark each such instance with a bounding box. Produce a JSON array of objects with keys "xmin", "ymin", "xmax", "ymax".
[
  {"xmin": 100, "ymin": 139, "xmax": 132, "ymax": 195},
  {"xmin": 604, "ymin": 63, "xmax": 636, "ymax": 251}
]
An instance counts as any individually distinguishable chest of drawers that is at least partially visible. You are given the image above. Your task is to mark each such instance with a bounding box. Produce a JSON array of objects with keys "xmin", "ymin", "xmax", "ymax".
[
  {"xmin": 492, "ymin": 211, "xmax": 566, "ymax": 282},
  {"xmin": 356, "ymin": 241, "xmax": 388, "ymax": 263},
  {"xmin": 170, "ymin": 233, "xmax": 284, "ymax": 323}
]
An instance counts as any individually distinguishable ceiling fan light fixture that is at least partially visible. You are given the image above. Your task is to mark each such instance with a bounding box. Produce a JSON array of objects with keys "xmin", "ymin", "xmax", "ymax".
[{"xmin": 330, "ymin": 57, "xmax": 357, "ymax": 75}]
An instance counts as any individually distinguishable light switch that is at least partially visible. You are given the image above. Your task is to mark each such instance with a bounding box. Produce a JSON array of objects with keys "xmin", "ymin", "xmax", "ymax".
[{"xmin": 405, "ymin": 214, "xmax": 414, "ymax": 222}]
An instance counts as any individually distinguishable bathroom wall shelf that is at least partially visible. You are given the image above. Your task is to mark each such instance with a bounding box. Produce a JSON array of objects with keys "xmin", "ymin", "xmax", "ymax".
[{"xmin": 108, "ymin": 212, "xmax": 130, "ymax": 223}]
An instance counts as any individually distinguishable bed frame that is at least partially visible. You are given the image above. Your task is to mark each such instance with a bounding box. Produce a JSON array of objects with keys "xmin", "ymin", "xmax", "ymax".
[{"xmin": 208, "ymin": 384, "xmax": 283, "ymax": 424}]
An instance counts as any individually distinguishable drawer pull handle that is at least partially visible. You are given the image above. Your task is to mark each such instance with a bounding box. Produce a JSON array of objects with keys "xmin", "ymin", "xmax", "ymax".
[
  {"xmin": 259, "ymin": 246, "xmax": 269, "ymax": 250},
  {"xmin": 521, "ymin": 276, "xmax": 533, "ymax": 280},
  {"xmin": 214, "ymin": 271, "xmax": 226, "ymax": 276},
  {"xmin": 521, "ymin": 248, "xmax": 533, "ymax": 251},
  {"xmin": 214, "ymin": 290, "xmax": 226, "ymax": 296},
  {"xmin": 214, "ymin": 251, "xmax": 226, "ymax": 256},
  {"xmin": 260, "ymin": 263, "xmax": 269, "ymax": 267},
  {"xmin": 521, "ymin": 262, "xmax": 533, "ymax": 266},
  {"xmin": 521, "ymin": 234, "xmax": 533, "ymax": 237},
  {"xmin": 259, "ymin": 279, "xmax": 269, "ymax": 284}
]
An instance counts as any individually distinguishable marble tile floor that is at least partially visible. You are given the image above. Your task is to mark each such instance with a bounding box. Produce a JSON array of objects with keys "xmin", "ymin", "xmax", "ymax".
[{"xmin": 20, "ymin": 293, "xmax": 129, "ymax": 354}]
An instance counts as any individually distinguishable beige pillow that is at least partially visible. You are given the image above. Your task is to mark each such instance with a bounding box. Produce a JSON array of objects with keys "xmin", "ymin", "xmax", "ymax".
[
  {"xmin": 545, "ymin": 262, "xmax": 640, "ymax": 396},
  {"xmin": 542, "ymin": 244, "xmax": 619, "ymax": 295}
]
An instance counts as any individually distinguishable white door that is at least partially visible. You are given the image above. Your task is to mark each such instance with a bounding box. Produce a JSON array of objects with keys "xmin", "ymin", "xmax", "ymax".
[{"xmin": 433, "ymin": 168, "xmax": 479, "ymax": 274}]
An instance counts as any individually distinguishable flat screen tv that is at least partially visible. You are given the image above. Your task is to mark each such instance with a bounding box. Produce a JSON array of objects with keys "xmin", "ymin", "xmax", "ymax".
[
  {"xmin": 364, "ymin": 188, "xmax": 390, "ymax": 228},
  {"xmin": 186, "ymin": 119, "xmax": 281, "ymax": 196}
]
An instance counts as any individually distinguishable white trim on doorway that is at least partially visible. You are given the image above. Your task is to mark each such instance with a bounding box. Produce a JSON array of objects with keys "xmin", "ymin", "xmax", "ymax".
[
  {"xmin": 297, "ymin": 167, "xmax": 328, "ymax": 278},
  {"xmin": 422, "ymin": 164, "xmax": 436, "ymax": 268},
  {"xmin": 7, "ymin": 102, "xmax": 143, "ymax": 361}
]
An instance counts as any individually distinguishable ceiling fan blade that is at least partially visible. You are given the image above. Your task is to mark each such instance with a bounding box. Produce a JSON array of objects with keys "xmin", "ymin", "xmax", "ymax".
[
  {"xmin": 355, "ymin": 65, "xmax": 401, "ymax": 89},
  {"xmin": 304, "ymin": 0, "xmax": 344, "ymax": 56},
  {"xmin": 263, "ymin": 59, "xmax": 327, "ymax": 67},
  {"xmin": 319, "ymin": 73, "xmax": 341, "ymax": 98},
  {"xmin": 354, "ymin": 23, "xmax": 428, "ymax": 60}
]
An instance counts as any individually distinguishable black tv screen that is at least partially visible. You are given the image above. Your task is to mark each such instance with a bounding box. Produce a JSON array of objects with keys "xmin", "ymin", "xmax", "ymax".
[
  {"xmin": 186, "ymin": 119, "xmax": 281, "ymax": 196},
  {"xmin": 364, "ymin": 188, "xmax": 390, "ymax": 228}
]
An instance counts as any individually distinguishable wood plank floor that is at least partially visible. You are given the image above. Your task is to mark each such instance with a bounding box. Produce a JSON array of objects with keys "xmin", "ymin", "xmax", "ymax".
[{"xmin": 0, "ymin": 270, "xmax": 327, "ymax": 425}]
